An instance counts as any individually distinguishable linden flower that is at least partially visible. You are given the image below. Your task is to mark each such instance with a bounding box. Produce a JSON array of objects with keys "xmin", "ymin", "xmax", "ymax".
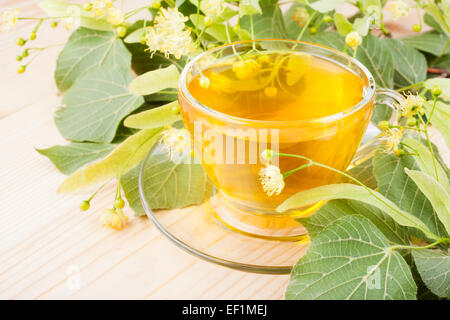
[
  {"xmin": 161, "ymin": 128, "xmax": 191, "ymax": 161},
  {"xmin": 385, "ymin": 0, "xmax": 410, "ymax": 20},
  {"xmin": 200, "ymin": 0, "xmax": 224, "ymax": 17},
  {"xmin": 232, "ymin": 59, "xmax": 261, "ymax": 80},
  {"xmin": 63, "ymin": 6, "xmax": 82, "ymax": 31},
  {"xmin": 92, "ymin": 0, "xmax": 113, "ymax": 17},
  {"xmin": 106, "ymin": 7, "xmax": 124, "ymax": 25},
  {"xmin": 259, "ymin": 164, "xmax": 285, "ymax": 196},
  {"xmin": 398, "ymin": 93, "xmax": 425, "ymax": 117},
  {"xmin": 345, "ymin": 31, "xmax": 362, "ymax": 50},
  {"xmin": 1, "ymin": 8, "xmax": 20, "ymax": 31},
  {"xmin": 100, "ymin": 208, "xmax": 128, "ymax": 230},
  {"xmin": 292, "ymin": 7, "xmax": 309, "ymax": 27},
  {"xmin": 380, "ymin": 128, "xmax": 403, "ymax": 153},
  {"xmin": 145, "ymin": 8, "xmax": 195, "ymax": 59}
]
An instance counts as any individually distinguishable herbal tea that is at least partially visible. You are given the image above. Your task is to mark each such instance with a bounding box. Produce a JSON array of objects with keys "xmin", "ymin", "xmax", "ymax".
[{"xmin": 180, "ymin": 51, "xmax": 373, "ymax": 212}]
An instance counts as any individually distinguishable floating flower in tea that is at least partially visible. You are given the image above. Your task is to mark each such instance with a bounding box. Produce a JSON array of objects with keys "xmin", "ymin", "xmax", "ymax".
[
  {"xmin": 259, "ymin": 164, "xmax": 285, "ymax": 196},
  {"xmin": 232, "ymin": 59, "xmax": 261, "ymax": 80}
]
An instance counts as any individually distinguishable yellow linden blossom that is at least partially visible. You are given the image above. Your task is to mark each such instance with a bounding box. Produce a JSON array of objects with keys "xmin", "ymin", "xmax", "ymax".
[
  {"xmin": 1, "ymin": 8, "xmax": 20, "ymax": 31},
  {"xmin": 232, "ymin": 59, "xmax": 261, "ymax": 80},
  {"xmin": 385, "ymin": 0, "xmax": 410, "ymax": 20},
  {"xmin": 292, "ymin": 7, "xmax": 309, "ymax": 27},
  {"xmin": 161, "ymin": 127, "xmax": 191, "ymax": 161},
  {"xmin": 345, "ymin": 31, "xmax": 362, "ymax": 50},
  {"xmin": 398, "ymin": 93, "xmax": 425, "ymax": 118},
  {"xmin": 100, "ymin": 208, "xmax": 128, "ymax": 230},
  {"xmin": 92, "ymin": 0, "xmax": 113, "ymax": 17},
  {"xmin": 145, "ymin": 8, "xmax": 196, "ymax": 59},
  {"xmin": 259, "ymin": 164, "xmax": 285, "ymax": 196},
  {"xmin": 381, "ymin": 128, "xmax": 403, "ymax": 153},
  {"xmin": 200, "ymin": 0, "xmax": 224, "ymax": 17},
  {"xmin": 209, "ymin": 72, "xmax": 235, "ymax": 93},
  {"xmin": 106, "ymin": 7, "xmax": 124, "ymax": 25}
]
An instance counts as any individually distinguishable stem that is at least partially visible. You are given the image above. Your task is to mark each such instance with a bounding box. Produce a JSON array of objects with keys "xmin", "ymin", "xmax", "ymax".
[
  {"xmin": 426, "ymin": 96, "xmax": 438, "ymax": 126},
  {"xmin": 250, "ymin": 15, "xmax": 256, "ymax": 50},
  {"xmin": 391, "ymin": 238, "xmax": 450, "ymax": 251},
  {"xmin": 195, "ymin": 0, "xmax": 200, "ymax": 36},
  {"xmin": 396, "ymin": 82, "xmax": 424, "ymax": 92},
  {"xmin": 296, "ymin": 12, "xmax": 316, "ymax": 41},
  {"xmin": 88, "ymin": 183, "xmax": 106, "ymax": 202},
  {"xmin": 283, "ymin": 162, "xmax": 313, "ymax": 178},
  {"xmin": 418, "ymin": 116, "xmax": 439, "ymax": 181}
]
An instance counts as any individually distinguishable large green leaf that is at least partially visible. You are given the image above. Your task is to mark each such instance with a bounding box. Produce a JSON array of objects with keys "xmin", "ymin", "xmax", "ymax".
[
  {"xmin": 355, "ymin": 34, "xmax": 394, "ymax": 88},
  {"xmin": 239, "ymin": 0, "xmax": 262, "ymax": 16},
  {"xmin": 124, "ymin": 101, "xmax": 181, "ymax": 129},
  {"xmin": 240, "ymin": 0, "xmax": 288, "ymax": 39},
  {"xmin": 373, "ymin": 150, "xmax": 447, "ymax": 239},
  {"xmin": 302, "ymin": 31, "xmax": 346, "ymax": 51},
  {"xmin": 55, "ymin": 27, "xmax": 131, "ymax": 92},
  {"xmin": 405, "ymin": 169, "xmax": 450, "ymax": 236},
  {"xmin": 128, "ymin": 65, "xmax": 180, "ymax": 96},
  {"xmin": 277, "ymin": 183, "xmax": 437, "ymax": 240},
  {"xmin": 122, "ymin": 149, "xmax": 214, "ymax": 214},
  {"xmin": 55, "ymin": 66, "xmax": 144, "ymax": 143},
  {"xmin": 402, "ymin": 32, "xmax": 450, "ymax": 57},
  {"xmin": 39, "ymin": 0, "xmax": 113, "ymax": 31},
  {"xmin": 57, "ymin": 128, "xmax": 162, "ymax": 193},
  {"xmin": 36, "ymin": 143, "xmax": 114, "ymax": 175},
  {"xmin": 298, "ymin": 199, "xmax": 410, "ymax": 245},
  {"xmin": 286, "ymin": 216, "xmax": 416, "ymax": 300},
  {"xmin": 413, "ymin": 249, "xmax": 450, "ymax": 299},
  {"xmin": 403, "ymin": 138, "xmax": 449, "ymax": 193},
  {"xmin": 383, "ymin": 39, "xmax": 427, "ymax": 88}
]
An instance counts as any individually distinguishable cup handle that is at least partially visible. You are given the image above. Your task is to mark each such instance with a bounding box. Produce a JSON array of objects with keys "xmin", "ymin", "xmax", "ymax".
[{"xmin": 351, "ymin": 88, "xmax": 406, "ymax": 166}]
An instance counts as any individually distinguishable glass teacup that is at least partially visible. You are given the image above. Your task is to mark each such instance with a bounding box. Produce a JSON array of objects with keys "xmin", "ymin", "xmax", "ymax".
[{"xmin": 178, "ymin": 39, "xmax": 403, "ymax": 238}]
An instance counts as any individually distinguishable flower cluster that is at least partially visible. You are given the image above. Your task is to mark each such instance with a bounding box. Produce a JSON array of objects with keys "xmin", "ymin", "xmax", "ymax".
[
  {"xmin": 380, "ymin": 128, "xmax": 403, "ymax": 154},
  {"xmin": 385, "ymin": 0, "xmax": 411, "ymax": 20},
  {"xmin": 259, "ymin": 164, "xmax": 285, "ymax": 196},
  {"xmin": 161, "ymin": 127, "xmax": 192, "ymax": 161},
  {"xmin": 91, "ymin": 0, "xmax": 124, "ymax": 25},
  {"xmin": 0, "ymin": 8, "xmax": 19, "ymax": 32},
  {"xmin": 145, "ymin": 8, "xmax": 196, "ymax": 59},
  {"xmin": 100, "ymin": 208, "xmax": 128, "ymax": 230},
  {"xmin": 398, "ymin": 93, "xmax": 425, "ymax": 118},
  {"xmin": 345, "ymin": 31, "xmax": 362, "ymax": 50},
  {"xmin": 232, "ymin": 59, "xmax": 261, "ymax": 80}
]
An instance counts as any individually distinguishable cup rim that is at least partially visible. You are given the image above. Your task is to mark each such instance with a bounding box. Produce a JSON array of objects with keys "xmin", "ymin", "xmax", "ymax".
[{"xmin": 178, "ymin": 39, "xmax": 376, "ymax": 126}]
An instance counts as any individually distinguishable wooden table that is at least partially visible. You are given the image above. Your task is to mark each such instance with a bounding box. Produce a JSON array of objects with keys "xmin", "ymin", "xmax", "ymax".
[{"xmin": 0, "ymin": 1, "xmax": 447, "ymax": 300}]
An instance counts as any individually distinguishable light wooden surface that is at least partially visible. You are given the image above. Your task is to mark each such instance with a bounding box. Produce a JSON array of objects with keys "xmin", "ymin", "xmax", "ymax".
[{"xmin": 0, "ymin": 1, "xmax": 447, "ymax": 300}]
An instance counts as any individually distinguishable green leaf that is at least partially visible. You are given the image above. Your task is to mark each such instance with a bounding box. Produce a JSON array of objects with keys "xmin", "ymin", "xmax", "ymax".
[
  {"xmin": 303, "ymin": 31, "xmax": 346, "ymax": 51},
  {"xmin": 353, "ymin": 16, "xmax": 371, "ymax": 36},
  {"xmin": 347, "ymin": 158, "xmax": 378, "ymax": 189},
  {"xmin": 57, "ymin": 128, "xmax": 162, "ymax": 193},
  {"xmin": 128, "ymin": 65, "xmax": 180, "ymax": 96},
  {"xmin": 373, "ymin": 149, "xmax": 447, "ymax": 239},
  {"xmin": 124, "ymin": 101, "xmax": 182, "ymax": 129},
  {"xmin": 413, "ymin": 249, "xmax": 450, "ymax": 299},
  {"xmin": 55, "ymin": 66, "xmax": 144, "ymax": 143},
  {"xmin": 405, "ymin": 169, "xmax": 450, "ymax": 236},
  {"xmin": 424, "ymin": 78, "xmax": 450, "ymax": 101},
  {"xmin": 55, "ymin": 27, "xmax": 131, "ymax": 92},
  {"xmin": 298, "ymin": 199, "xmax": 410, "ymax": 245},
  {"xmin": 307, "ymin": 0, "xmax": 346, "ymax": 13},
  {"xmin": 383, "ymin": 39, "xmax": 427, "ymax": 88},
  {"xmin": 286, "ymin": 216, "xmax": 416, "ymax": 300},
  {"xmin": 121, "ymin": 148, "xmax": 214, "ymax": 214},
  {"xmin": 239, "ymin": 0, "xmax": 262, "ymax": 17},
  {"xmin": 424, "ymin": 13, "xmax": 444, "ymax": 34},
  {"xmin": 36, "ymin": 143, "xmax": 115, "ymax": 175},
  {"xmin": 402, "ymin": 138, "xmax": 449, "ymax": 194},
  {"xmin": 333, "ymin": 13, "xmax": 353, "ymax": 36},
  {"xmin": 355, "ymin": 34, "xmax": 394, "ymax": 88},
  {"xmin": 39, "ymin": 0, "xmax": 113, "ymax": 31},
  {"xmin": 423, "ymin": 101, "xmax": 450, "ymax": 148},
  {"xmin": 423, "ymin": 2, "xmax": 450, "ymax": 36},
  {"xmin": 277, "ymin": 183, "xmax": 437, "ymax": 240},
  {"xmin": 190, "ymin": 14, "xmax": 230, "ymax": 43},
  {"xmin": 240, "ymin": 0, "xmax": 288, "ymax": 39},
  {"xmin": 124, "ymin": 27, "xmax": 146, "ymax": 44},
  {"xmin": 402, "ymin": 32, "xmax": 450, "ymax": 57}
]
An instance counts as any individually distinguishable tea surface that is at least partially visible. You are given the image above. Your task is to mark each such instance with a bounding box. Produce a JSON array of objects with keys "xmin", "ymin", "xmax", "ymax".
[{"xmin": 188, "ymin": 52, "xmax": 365, "ymax": 121}]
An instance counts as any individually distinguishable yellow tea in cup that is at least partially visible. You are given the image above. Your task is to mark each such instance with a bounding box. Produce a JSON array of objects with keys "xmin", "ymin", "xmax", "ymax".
[{"xmin": 179, "ymin": 44, "xmax": 374, "ymax": 215}]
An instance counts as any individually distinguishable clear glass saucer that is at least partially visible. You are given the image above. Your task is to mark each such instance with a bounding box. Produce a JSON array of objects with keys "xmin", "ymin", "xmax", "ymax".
[{"xmin": 139, "ymin": 124, "xmax": 381, "ymax": 274}]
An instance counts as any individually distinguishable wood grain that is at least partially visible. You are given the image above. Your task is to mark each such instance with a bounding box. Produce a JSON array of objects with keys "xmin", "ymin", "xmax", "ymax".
[{"xmin": 0, "ymin": 1, "xmax": 447, "ymax": 300}]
